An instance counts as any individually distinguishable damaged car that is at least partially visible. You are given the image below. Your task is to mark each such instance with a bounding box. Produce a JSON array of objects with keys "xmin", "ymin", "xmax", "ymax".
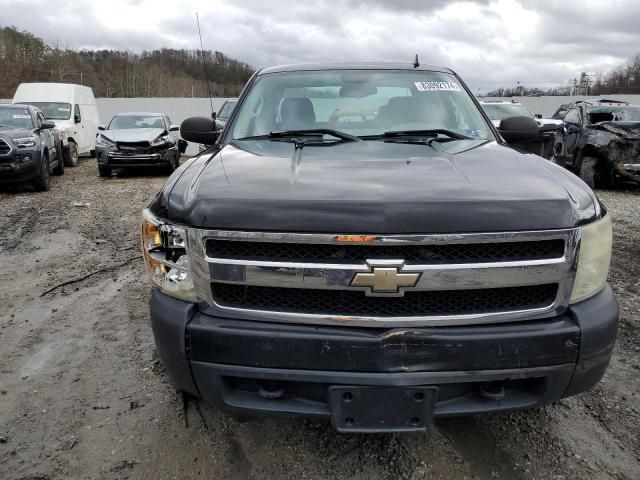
[
  {"xmin": 95, "ymin": 112, "xmax": 187, "ymax": 177},
  {"xmin": 553, "ymin": 100, "xmax": 640, "ymax": 187},
  {"xmin": 480, "ymin": 100, "xmax": 561, "ymax": 158}
]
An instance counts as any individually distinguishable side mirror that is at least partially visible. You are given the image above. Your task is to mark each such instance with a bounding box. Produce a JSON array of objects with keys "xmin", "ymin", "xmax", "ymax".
[
  {"xmin": 535, "ymin": 114, "xmax": 542, "ymax": 119},
  {"xmin": 74, "ymin": 115, "xmax": 81, "ymax": 124},
  {"xmin": 180, "ymin": 117, "xmax": 219, "ymax": 145},
  {"xmin": 41, "ymin": 120, "xmax": 56, "ymax": 129},
  {"xmin": 497, "ymin": 116, "xmax": 539, "ymax": 143},
  {"xmin": 169, "ymin": 124, "xmax": 180, "ymax": 132},
  {"xmin": 98, "ymin": 124, "xmax": 106, "ymax": 131}
]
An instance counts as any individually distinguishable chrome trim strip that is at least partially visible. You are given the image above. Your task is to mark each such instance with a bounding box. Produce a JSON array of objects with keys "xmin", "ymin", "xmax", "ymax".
[
  {"xmin": 186, "ymin": 228, "xmax": 579, "ymax": 327},
  {"xmin": 206, "ymin": 258, "xmax": 567, "ymax": 296},
  {"xmin": 201, "ymin": 229, "xmax": 572, "ymax": 245}
]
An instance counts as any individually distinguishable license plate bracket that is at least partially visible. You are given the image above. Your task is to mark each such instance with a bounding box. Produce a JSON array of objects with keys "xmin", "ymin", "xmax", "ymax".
[{"xmin": 328, "ymin": 386, "xmax": 437, "ymax": 433}]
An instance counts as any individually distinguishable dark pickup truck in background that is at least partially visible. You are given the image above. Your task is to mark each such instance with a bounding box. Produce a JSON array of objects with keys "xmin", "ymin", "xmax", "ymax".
[
  {"xmin": 553, "ymin": 99, "xmax": 640, "ymax": 187},
  {"xmin": 141, "ymin": 63, "xmax": 618, "ymax": 433},
  {"xmin": 0, "ymin": 103, "xmax": 63, "ymax": 191}
]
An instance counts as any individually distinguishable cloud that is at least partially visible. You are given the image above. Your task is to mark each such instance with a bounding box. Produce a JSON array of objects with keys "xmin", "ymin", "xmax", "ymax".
[{"xmin": 1, "ymin": 0, "xmax": 639, "ymax": 92}]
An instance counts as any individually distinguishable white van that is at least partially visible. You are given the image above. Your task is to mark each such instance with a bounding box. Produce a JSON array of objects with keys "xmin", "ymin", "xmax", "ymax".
[{"xmin": 12, "ymin": 83, "xmax": 100, "ymax": 166}]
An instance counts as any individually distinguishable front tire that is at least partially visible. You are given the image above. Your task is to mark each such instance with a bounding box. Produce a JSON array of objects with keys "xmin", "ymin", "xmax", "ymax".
[
  {"xmin": 98, "ymin": 163, "xmax": 112, "ymax": 177},
  {"xmin": 52, "ymin": 149, "xmax": 65, "ymax": 175},
  {"xmin": 33, "ymin": 153, "xmax": 51, "ymax": 192},
  {"xmin": 579, "ymin": 156, "xmax": 597, "ymax": 188},
  {"xmin": 167, "ymin": 153, "xmax": 179, "ymax": 173},
  {"xmin": 64, "ymin": 142, "xmax": 78, "ymax": 167}
]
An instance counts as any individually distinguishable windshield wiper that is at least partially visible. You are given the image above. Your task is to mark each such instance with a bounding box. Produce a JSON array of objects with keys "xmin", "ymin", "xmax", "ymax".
[
  {"xmin": 236, "ymin": 129, "xmax": 361, "ymax": 143},
  {"xmin": 361, "ymin": 129, "xmax": 472, "ymax": 142}
]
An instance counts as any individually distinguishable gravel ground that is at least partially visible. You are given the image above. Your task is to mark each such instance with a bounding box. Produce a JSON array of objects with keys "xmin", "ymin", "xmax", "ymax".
[{"xmin": 0, "ymin": 158, "xmax": 638, "ymax": 480}]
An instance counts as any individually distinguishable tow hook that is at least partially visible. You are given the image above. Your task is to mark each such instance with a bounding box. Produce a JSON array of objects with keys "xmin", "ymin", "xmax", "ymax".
[
  {"xmin": 258, "ymin": 381, "xmax": 285, "ymax": 400},
  {"xmin": 479, "ymin": 382, "xmax": 506, "ymax": 401}
]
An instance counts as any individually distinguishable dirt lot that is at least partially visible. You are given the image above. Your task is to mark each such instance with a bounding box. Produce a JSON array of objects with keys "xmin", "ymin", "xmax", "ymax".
[{"xmin": 0, "ymin": 158, "xmax": 639, "ymax": 480}]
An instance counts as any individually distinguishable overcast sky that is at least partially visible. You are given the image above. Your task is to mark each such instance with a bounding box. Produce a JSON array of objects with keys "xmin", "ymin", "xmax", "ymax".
[{"xmin": 1, "ymin": 0, "xmax": 638, "ymax": 92}]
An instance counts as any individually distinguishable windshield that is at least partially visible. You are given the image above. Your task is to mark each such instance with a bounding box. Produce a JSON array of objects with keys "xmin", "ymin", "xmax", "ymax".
[
  {"xmin": 0, "ymin": 107, "xmax": 34, "ymax": 128},
  {"xmin": 230, "ymin": 70, "xmax": 490, "ymax": 141},
  {"xmin": 218, "ymin": 101, "xmax": 237, "ymax": 119},
  {"xmin": 21, "ymin": 102, "xmax": 71, "ymax": 120},
  {"xmin": 482, "ymin": 103, "xmax": 534, "ymax": 121},
  {"xmin": 587, "ymin": 106, "xmax": 640, "ymax": 123},
  {"xmin": 108, "ymin": 115, "xmax": 165, "ymax": 130}
]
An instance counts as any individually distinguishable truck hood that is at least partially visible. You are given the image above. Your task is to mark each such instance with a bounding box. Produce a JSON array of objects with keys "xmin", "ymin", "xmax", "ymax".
[
  {"xmin": 0, "ymin": 126, "xmax": 32, "ymax": 139},
  {"xmin": 101, "ymin": 128, "xmax": 166, "ymax": 143},
  {"xmin": 592, "ymin": 121, "xmax": 640, "ymax": 138},
  {"xmin": 158, "ymin": 139, "xmax": 599, "ymax": 233}
]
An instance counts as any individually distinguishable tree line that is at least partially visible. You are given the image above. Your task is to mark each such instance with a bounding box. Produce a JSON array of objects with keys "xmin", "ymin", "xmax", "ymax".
[
  {"xmin": 0, "ymin": 26, "xmax": 255, "ymax": 98},
  {"xmin": 484, "ymin": 53, "xmax": 640, "ymax": 97}
]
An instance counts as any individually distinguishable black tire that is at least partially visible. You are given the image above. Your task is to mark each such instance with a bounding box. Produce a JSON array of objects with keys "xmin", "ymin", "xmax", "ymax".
[
  {"xmin": 167, "ymin": 153, "xmax": 179, "ymax": 173},
  {"xmin": 33, "ymin": 152, "xmax": 51, "ymax": 192},
  {"xmin": 52, "ymin": 148, "xmax": 65, "ymax": 176},
  {"xmin": 98, "ymin": 163, "xmax": 112, "ymax": 177},
  {"xmin": 64, "ymin": 142, "xmax": 78, "ymax": 167},
  {"xmin": 579, "ymin": 156, "xmax": 597, "ymax": 188}
]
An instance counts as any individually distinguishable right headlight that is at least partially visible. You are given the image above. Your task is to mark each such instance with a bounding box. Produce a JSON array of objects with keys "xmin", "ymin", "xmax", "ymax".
[
  {"xmin": 570, "ymin": 213, "xmax": 612, "ymax": 304},
  {"xmin": 140, "ymin": 209, "xmax": 197, "ymax": 302}
]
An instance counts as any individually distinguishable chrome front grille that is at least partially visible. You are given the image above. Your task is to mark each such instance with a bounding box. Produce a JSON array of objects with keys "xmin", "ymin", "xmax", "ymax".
[
  {"xmin": 211, "ymin": 283, "xmax": 559, "ymax": 317},
  {"xmin": 187, "ymin": 229, "xmax": 579, "ymax": 327}
]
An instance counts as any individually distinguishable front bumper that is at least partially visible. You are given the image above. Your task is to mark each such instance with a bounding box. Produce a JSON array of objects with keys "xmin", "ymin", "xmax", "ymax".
[
  {"xmin": 616, "ymin": 162, "xmax": 640, "ymax": 183},
  {"xmin": 150, "ymin": 284, "xmax": 618, "ymax": 427},
  {"xmin": 97, "ymin": 145, "xmax": 176, "ymax": 168},
  {"xmin": 0, "ymin": 155, "xmax": 40, "ymax": 183}
]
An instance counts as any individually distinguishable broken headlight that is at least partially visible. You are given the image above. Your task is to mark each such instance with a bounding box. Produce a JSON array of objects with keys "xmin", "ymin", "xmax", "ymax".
[
  {"xmin": 141, "ymin": 209, "xmax": 196, "ymax": 302},
  {"xmin": 150, "ymin": 135, "xmax": 171, "ymax": 147},
  {"xmin": 570, "ymin": 213, "xmax": 612, "ymax": 304},
  {"xmin": 96, "ymin": 135, "xmax": 116, "ymax": 148}
]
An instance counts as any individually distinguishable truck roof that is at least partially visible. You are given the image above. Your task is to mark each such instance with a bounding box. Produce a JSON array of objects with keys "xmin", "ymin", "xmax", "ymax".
[
  {"xmin": 258, "ymin": 62, "xmax": 455, "ymax": 76},
  {"xmin": 13, "ymin": 82, "xmax": 95, "ymax": 104},
  {"xmin": 113, "ymin": 112, "xmax": 164, "ymax": 116}
]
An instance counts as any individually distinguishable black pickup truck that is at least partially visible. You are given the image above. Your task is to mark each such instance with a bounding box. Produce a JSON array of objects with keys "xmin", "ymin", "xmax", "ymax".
[
  {"xmin": 0, "ymin": 103, "xmax": 63, "ymax": 191},
  {"xmin": 553, "ymin": 100, "xmax": 640, "ymax": 187},
  {"xmin": 141, "ymin": 63, "xmax": 618, "ymax": 433}
]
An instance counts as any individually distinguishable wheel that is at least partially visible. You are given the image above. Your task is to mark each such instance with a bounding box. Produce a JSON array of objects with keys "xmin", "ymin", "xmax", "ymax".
[
  {"xmin": 167, "ymin": 154, "xmax": 179, "ymax": 173},
  {"xmin": 98, "ymin": 163, "xmax": 112, "ymax": 177},
  {"xmin": 52, "ymin": 148, "xmax": 65, "ymax": 175},
  {"xmin": 33, "ymin": 152, "xmax": 51, "ymax": 192},
  {"xmin": 579, "ymin": 156, "xmax": 597, "ymax": 188},
  {"xmin": 64, "ymin": 142, "xmax": 78, "ymax": 167}
]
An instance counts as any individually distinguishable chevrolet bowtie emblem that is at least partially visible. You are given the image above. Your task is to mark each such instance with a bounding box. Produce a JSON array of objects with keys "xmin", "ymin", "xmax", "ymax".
[{"xmin": 351, "ymin": 267, "xmax": 420, "ymax": 294}]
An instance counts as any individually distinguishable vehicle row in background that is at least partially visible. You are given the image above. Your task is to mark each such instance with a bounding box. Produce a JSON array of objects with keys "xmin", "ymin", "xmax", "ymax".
[
  {"xmin": 95, "ymin": 112, "xmax": 187, "ymax": 177},
  {"xmin": 0, "ymin": 104, "xmax": 63, "ymax": 191},
  {"xmin": 553, "ymin": 99, "xmax": 640, "ymax": 187},
  {"xmin": 215, "ymin": 98, "xmax": 238, "ymax": 128},
  {"xmin": 12, "ymin": 83, "xmax": 100, "ymax": 167},
  {"xmin": 480, "ymin": 100, "xmax": 562, "ymax": 158},
  {"xmin": 199, "ymin": 98, "xmax": 238, "ymax": 152}
]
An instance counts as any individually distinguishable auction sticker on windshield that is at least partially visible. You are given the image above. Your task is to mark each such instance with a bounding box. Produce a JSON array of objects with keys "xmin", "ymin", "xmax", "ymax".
[{"xmin": 414, "ymin": 81, "xmax": 461, "ymax": 92}]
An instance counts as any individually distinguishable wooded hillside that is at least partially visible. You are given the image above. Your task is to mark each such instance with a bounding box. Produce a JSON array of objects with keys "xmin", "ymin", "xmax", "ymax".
[{"xmin": 0, "ymin": 26, "xmax": 254, "ymax": 98}]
